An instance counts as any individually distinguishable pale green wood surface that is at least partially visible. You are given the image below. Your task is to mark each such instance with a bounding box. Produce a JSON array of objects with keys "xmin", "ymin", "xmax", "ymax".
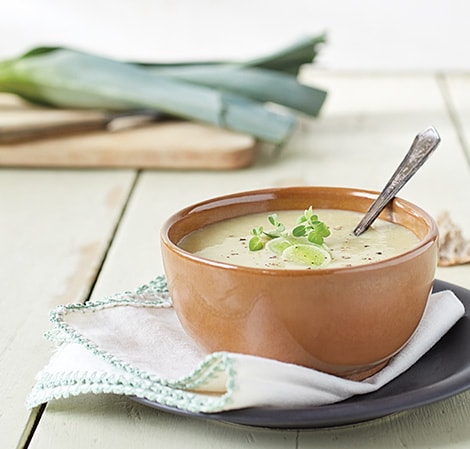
[
  {"xmin": 0, "ymin": 170, "xmax": 137, "ymax": 449},
  {"xmin": 2, "ymin": 73, "xmax": 469, "ymax": 449}
]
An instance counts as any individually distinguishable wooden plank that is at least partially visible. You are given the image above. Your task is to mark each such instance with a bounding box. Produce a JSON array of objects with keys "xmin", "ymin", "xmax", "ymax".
[
  {"xmin": 29, "ymin": 73, "xmax": 470, "ymax": 448},
  {"xmin": 0, "ymin": 168, "xmax": 136, "ymax": 449},
  {"xmin": 439, "ymin": 74, "xmax": 470, "ymax": 166},
  {"xmin": 0, "ymin": 122, "xmax": 257, "ymax": 170},
  {"xmin": 30, "ymin": 395, "xmax": 298, "ymax": 448},
  {"xmin": 0, "ymin": 95, "xmax": 257, "ymax": 169},
  {"xmin": 435, "ymin": 74, "xmax": 470, "ymax": 287},
  {"xmin": 298, "ymin": 391, "xmax": 470, "ymax": 448},
  {"xmin": 0, "ymin": 105, "xmax": 108, "ymax": 143}
]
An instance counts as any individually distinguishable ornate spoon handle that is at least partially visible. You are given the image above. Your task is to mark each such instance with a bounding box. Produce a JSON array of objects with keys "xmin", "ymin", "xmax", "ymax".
[{"xmin": 353, "ymin": 126, "xmax": 441, "ymax": 236}]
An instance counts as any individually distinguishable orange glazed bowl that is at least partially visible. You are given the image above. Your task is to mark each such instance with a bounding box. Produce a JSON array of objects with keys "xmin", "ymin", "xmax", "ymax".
[{"xmin": 160, "ymin": 187, "xmax": 438, "ymax": 380}]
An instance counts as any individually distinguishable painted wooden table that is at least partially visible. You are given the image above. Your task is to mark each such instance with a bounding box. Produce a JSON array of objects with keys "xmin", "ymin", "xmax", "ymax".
[{"xmin": 2, "ymin": 72, "xmax": 470, "ymax": 449}]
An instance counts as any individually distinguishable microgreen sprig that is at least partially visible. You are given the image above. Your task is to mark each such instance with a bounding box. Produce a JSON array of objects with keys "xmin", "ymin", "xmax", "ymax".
[
  {"xmin": 248, "ymin": 213, "xmax": 285, "ymax": 251},
  {"xmin": 292, "ymin": 206, "xmax": 331, "ymax": 244},
  {"xmin": 249, "ymin": 207, "xmax": 330, "ymax": 251},
  {"xmin": 249, "ymin": 226, "xmax": 265, "ymax": 251},
  {"xmin": 264, "ymin": 214, "xmax": 286, "ymax": 238}
]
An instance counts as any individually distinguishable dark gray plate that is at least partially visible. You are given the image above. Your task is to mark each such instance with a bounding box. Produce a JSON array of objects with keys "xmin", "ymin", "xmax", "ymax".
[{"xmin": 133, "ymin": 279, "xmax": 470, "ymax": 429}]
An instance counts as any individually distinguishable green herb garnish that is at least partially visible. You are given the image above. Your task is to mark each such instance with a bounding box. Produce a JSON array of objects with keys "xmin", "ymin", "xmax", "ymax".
[
  {"xmin": 248, "ymin": 207, "xmax": 332, "ymax": 267},
  {"xmin": 291, "ymin": 206, "xmax": 331, "ymax": 244},
  {"xmin": 249, "ymin": 226, "xmax": 265, "ymax": 251}
]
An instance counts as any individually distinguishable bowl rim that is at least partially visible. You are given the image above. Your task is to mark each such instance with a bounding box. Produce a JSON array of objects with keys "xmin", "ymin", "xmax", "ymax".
[{"xmin": 160, "ymin": 186, "xmax": 439, "ymax": 276}]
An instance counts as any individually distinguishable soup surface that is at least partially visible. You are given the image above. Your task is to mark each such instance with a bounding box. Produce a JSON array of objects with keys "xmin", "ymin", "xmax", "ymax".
[{"xmin": 179, "ymin": 209, "xmax": 420, "ymax": 269}]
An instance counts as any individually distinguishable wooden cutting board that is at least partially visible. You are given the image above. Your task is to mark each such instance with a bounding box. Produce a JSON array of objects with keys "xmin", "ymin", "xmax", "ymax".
[{"xmin": 0, "ymin": 94, "xmax": 257, "ymax": 170}]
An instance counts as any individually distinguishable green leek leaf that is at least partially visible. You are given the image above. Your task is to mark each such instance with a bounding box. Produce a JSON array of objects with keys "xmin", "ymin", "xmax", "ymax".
[
  {"xmin": 138, "ymin": 35, "xmax": 327, "ymax": 116},
  {"xmin": 136, "ymin": 34, "xmax": 326, "ymax": 75},
  {"xmin": 145, "ymin": 65, "xmax": 326, "ymax": 117},
  {"xmin": 0, "ymin": 35, "xmax": 327, "ymax": 144},
  {"xmin": 0, "ymin": 48, "xmax": 295, "ymax": 143}
]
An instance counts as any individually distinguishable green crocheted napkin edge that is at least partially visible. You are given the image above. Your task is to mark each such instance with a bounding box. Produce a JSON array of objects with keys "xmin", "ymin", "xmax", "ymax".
[{"xmin": 27, "ymin": 276, "xmax": 237, "ymax": 413}]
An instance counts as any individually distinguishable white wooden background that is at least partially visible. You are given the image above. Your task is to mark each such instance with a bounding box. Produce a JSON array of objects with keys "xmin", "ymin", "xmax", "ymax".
[
  {"xmin": 1, "ymin": 71, "xmax": 470, "ymax": 448},
  {"xmin": 1, "ymin": 0, "xmax": 470, "ymax": 71},
  {"xmin": 2, "ymin": 3, "xmax": 470, "ymax": 447}
]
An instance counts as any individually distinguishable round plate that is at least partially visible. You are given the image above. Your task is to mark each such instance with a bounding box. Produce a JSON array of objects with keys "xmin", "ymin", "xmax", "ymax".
[{"xmin": 133, "ymin": 279, "xmax": 470, "ymax": 429}]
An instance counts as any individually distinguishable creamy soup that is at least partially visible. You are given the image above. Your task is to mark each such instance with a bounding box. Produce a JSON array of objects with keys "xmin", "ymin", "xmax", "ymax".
[{"xmin": 179, "ymin": 209, "xmax": 420, "ymax": 269}]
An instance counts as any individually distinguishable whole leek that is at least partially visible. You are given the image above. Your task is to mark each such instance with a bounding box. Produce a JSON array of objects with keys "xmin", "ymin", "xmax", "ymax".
[{"xmin": 0, "ymin": 35, "xmax": 327, "ymax": 144}]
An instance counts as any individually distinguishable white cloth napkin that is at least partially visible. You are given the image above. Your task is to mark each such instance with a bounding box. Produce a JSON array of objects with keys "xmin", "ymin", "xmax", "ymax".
[{"xmin": 27, "ymin": 276, "xmax": 465, "ymax": 413}]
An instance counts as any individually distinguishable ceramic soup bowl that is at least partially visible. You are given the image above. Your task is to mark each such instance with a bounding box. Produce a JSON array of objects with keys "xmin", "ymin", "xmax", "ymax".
[{"xmin": 160, "ymin": 187, "xmax": 438, "ymax": 380}]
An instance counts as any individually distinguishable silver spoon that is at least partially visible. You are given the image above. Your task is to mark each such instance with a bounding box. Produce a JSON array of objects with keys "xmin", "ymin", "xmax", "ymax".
[{"xmin": 353, "ymin": 126, "xmax": 441, "ymax": 236}]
